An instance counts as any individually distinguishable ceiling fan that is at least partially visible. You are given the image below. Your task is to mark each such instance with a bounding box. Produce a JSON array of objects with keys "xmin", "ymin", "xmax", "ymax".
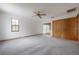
[{"xmin": 33, "ymin": 10, "xmax": 46, "ymax": 19}]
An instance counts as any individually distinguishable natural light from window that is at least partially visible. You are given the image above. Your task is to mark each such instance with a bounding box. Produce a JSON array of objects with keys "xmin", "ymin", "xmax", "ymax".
[{"xmin": 11, "ymin": 19, "xmax": 19, "ymax": 32}]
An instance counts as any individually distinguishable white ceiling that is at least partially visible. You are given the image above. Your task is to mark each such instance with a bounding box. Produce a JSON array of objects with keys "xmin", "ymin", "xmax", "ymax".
[{"xmin": 0, "ymin": 3, "xmax": 79, "ymax": 20}]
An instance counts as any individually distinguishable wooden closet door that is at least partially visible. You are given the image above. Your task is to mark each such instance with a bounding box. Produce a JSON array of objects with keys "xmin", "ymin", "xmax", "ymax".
[
  {"xmin": 64, "ymin": 17, "xmax": 78, "ymax": 41},
  {"xmin": 53, "ymin": 20, "xmax": 64, "ymax": 38},
  {"xmin": 78, "ymin": 15, "xmax": 79, "ymax": 41}
]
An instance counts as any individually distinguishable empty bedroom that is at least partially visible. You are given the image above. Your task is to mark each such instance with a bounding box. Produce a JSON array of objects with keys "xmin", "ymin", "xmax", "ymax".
[{"xmin": 0, "ymin": 3, "xmax": 79, "ymax": 55}]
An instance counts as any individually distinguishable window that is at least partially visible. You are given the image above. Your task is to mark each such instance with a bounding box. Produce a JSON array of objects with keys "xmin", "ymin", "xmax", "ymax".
[{"xmin": 11, "ymin": 19, "xmax": 19, "ymax": 32}]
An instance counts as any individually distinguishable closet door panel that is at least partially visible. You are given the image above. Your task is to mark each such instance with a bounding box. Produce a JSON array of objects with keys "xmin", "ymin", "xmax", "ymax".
[
  {"xmin": 78, "ymin": 15, "xmax": 79, "ymax": 40},
  {"xmin": 53, "ymin": 20, "xmax": 64, "ymax": 38},
  {"xmin": 64, "ymin": 17, "xmax": 78, "ymax": 41}
]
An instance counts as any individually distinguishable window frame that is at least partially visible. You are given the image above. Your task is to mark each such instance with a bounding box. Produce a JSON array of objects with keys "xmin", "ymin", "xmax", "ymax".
[{"xmin": 11, "ymin": 19, "xmax": 19, "ymax": 32}]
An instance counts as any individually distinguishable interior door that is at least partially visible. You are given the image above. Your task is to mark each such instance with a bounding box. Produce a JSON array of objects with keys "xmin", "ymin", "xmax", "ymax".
[
  {"xmin": 77, "ymin": 14, "xmax": 79, "ymax": 41},
  {"xmin": 53, "ymin": 20, "xmax": 64, "ymax": 38},
  {"xmin": 64, "ymin": 17, "xmax": 78, "ymax": 41}
]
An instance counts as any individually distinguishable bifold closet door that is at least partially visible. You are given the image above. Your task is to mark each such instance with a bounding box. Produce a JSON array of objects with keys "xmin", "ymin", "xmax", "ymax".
[
  {"xmin": 53, "ymin": 20, "xmax": 64, "ymax": 38},
  {"xmin": 78, "ymin": 15, "xmax": 79, "ymax": 40},
  {"xmin": 52, "ymin": 17, "xmax": 78, "ymax": 41},
  {"xmin": 64, "ymin": 17, "xmax": 78, "ymax": 41}
]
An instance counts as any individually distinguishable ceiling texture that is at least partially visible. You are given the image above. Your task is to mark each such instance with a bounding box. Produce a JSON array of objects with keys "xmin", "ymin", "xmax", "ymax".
[{"xmin": 0, "ymin": 3, "xmax": 79, "ymax": 21}]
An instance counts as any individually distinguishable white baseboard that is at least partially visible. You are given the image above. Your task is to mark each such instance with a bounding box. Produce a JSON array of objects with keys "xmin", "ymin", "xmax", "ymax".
[{"xmin": 0, "ymin": 33, "xmax": 43, "ymax": 41}]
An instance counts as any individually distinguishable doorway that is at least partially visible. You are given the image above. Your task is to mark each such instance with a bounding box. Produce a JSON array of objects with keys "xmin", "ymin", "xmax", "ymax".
[{"xmin": 42, "ymin": 23, "xmax": 51, "ymax": 35}]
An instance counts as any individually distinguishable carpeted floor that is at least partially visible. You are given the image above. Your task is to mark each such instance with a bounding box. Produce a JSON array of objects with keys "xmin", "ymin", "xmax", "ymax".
[{"xmin": 0, "ymin": 35, "xmax": 79, "ymax": 55}]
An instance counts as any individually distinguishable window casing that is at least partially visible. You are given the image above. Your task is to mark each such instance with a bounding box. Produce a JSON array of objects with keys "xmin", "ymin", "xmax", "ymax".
[{"xmin": 11, "ymin": 19, "xmax": 19, "ymax": 32}]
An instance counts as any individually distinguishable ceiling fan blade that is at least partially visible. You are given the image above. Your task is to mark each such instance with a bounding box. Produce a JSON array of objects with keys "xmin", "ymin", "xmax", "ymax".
[{"xmin": 40, "ymin": 14, "xmax": 46, "ymax": 15}]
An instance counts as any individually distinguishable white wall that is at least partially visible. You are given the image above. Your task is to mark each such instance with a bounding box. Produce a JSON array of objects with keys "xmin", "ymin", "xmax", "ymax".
[
  {"xmin": 0, "ymin": 11, "xmax": 3, "ymax": 39},
  {"xmin": 0, "ymin": 11, "xmax": 43, "ymax": 40}
]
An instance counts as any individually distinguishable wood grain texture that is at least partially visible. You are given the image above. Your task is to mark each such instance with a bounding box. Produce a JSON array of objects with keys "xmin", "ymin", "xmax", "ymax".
[
  {"xmin": 64, "ymin": 17, "xmax": 78, "ymax": 41},
  {"xmin": 77, "ymin": 15, "xmax": 79, "ymax": 41},
  {"xmin": 52, "ymin": 17, "xmax": 78, "ymax": 41},
  {"xmin": 53, "ymin": 20, "xmax": 64, "ymax": 38}
]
